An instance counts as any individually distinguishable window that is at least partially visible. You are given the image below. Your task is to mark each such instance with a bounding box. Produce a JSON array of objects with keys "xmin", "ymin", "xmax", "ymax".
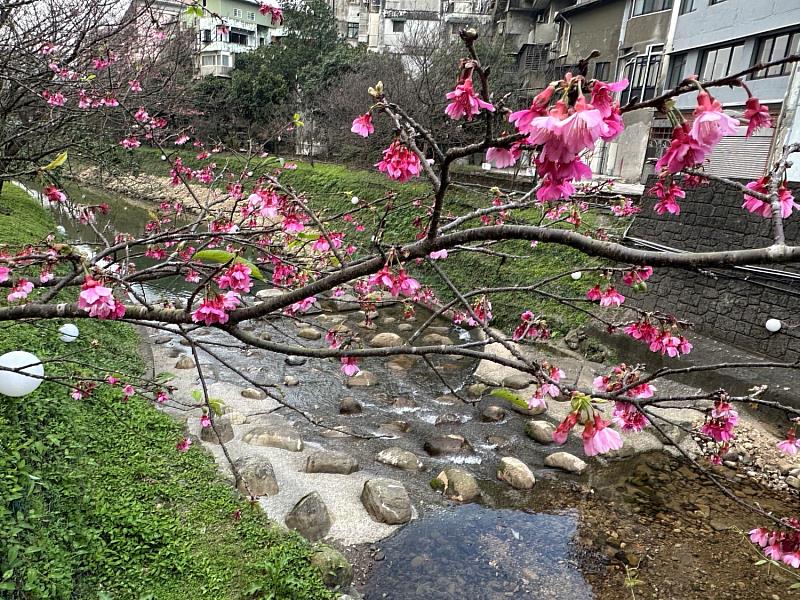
[
  {"xmin": 347, "ymin": 22, "xmax": 359, "ymax": 38},
  {"xmin": 751, "ymin": 30, "xmax": 800, "ymax": 78},
  {"xmin": 666, "ymin": 53, "xmax": 687, "ymax": 87},
  {"xmin": 621, "ymin": 46, "xmax": 663, "ymax": 103},
  {"xmin": 232, "ymin": 8, "xmax": 242, "ymax": 18},
  {"xmin": 699, "ymin": 43, "xmax": 743, "ymax": 80},
  {"xmin": 630, "ymin": 0, "xmax": 673, "ymax": 17},
  {"xmin": 521, "ymin": 44, "xmax": 549, "ymax": 71},
  {"xmin": 221, "ymin": 55, "xmax": 230, "ymax": 67},
  {"xmin": 679, "ymin": 0, "xmax": 696, "ymax": 13},
  {"xmin": 392, "ymin": 20, "xmax": 404, "ymax": 33},
  {"xmin": 201, "ymin": 29, "xmax": 212, "ymax": 42},
  {"xmin": 593, "ymin": 61, "xmax": 610, "ymax": 81},
  {"xmin": 229, "ymin": 31, "xmax": 249, "ymax": 45},
  {"xmin": 201, "ymin": 55, "xmax": 215, "ymax": 66},
  {"xmin": 247, "ymin": 11, "xmax": 255, "ymax": 20}
]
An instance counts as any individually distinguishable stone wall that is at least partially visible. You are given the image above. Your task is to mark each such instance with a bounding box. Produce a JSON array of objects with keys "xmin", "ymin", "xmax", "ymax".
[{"xmin": 628, "ymin": 177, "xmax": 800, "ymax": 362}]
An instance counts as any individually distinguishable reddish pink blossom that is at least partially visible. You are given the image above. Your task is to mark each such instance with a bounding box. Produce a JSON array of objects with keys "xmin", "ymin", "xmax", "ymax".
[
  {"xmin": 156, "ymin": 390, "xmax": 170, "ymax": 404},
  {"xmin": 590, "ymin": 78, "xmax": 628, "ymax": 118},
  {"xmin": 512, "ymin": 310, "xmax": 551, "ymax": 342},
  {"xmin": 192, "ymin": 295, "xmax": 230, "ymax": 325},
  {"xmin": 742, "ymin": 176, "xmax": 797, "ymax": 219},
  {"xmin": 43, "ymin": 185, "xmax": 66, "ymax": 203},
  {"xmin": 559, "ymin": 96, "xmax": 610, "ymax": 154},
  {"xmin": 743, "ymin": 97, "xmax": 772, "ymax": 137},
  {"xmin": 776, "ymin": 430, "xmax": 799, "ymax": 455},
  {"xmin": 134, "ymin": 107, "xmax": 150, "ymax": 122},
  {"xmin": 259, "ymin": 2, "xmax": 283, "ymax": 23},
  {"xmin": 528, "ymin": 388, "xmax": 548, "ymax": 410},
  {"xmin": 101, "ymin": 95, "xmax": 119, "ymax": 108},
  {"xmin": 120, "ymin": 136, "xmax": 140, "ymax": 149},
  {"xmin": 586, "ymin": 285, "xmax": 602, "ymax": 302},
  {"xmin": 285, "ymin": 296, "xmax": 316, "ymax": 316},
  {"xmin": 622, "ymin": 266, "xmax": 653, "ymax": 286},
  {"xmin": 42, "ymin": 90, "xmax": 65, "ymax": 107},
  {"xmin": 390, "ymin": 270, "xmax": 420, "ymax": 297},
  {"xmin": 700, "ymin": 398, "xmax": 739, "ymax": 442},
  {"xmin": 650, "ymin": 179, "xmax": 686, "ymax": 216},
  {"xmin": 175, "ymin": 134, "xmax": 190, "ymax": 146},
  {"xmin": 340, "ymin": 356, "xmax": 360, "ymax": 377},
  {"xmin": 311, "ymin": 233, "xmax": 343, "ymax": 253},
  {"xmin": 129, "ymin": 79, "xmax": 142, "ymax": 92},
  {"xmin": 612, "ymin": 401, "xmax": 649, "ymax": 432},
  {"xmin": 376, "ymin": 141, "xmax": 421, "ymax": 182},
  {"xmin": 582, "ymin": 415, "xmax": 623, "ymax": 456},
  {"xmin": 7, "ymin": 279, "xmax": 33, "ymax": 301},
  {"xmin": 599, "ymin": 287, "xmax": 625, "ymax": 307},
  {"xmin": 351, "ymin": 113, "xmax": 374, "ymax": 137},
  {"xmin": 0, "ymin": 266, "xmax": 9, "ymax": 283},
  {"xmin": 508, "ymin": 85, "xmax": 555, "ymax": 134},
  {"xmin": 176, "ymin": 437, "xmax": 192, "ymax": 452},
  {"xmin": 282, "ymin": 214, "xmax": 306, "ymax": 234},
  {"xmin": 445, "ymin": 77, "xmax": 495, "ymax": 121},
  {"xmin": 429, "ymin": 249, "xmax": 448, "ymax": 260},
  {"xmin": 185, "ymin": 269, "xmax": 200, "ymax": 283},
  {"xmin": 553, "ymin": 411, "xmax": 580, "ymax": 444},
  {"xmin": 655, "ymin": 123, "xmax": 708, "ymax": 174},
  {"xmin": 78, "ymin": 277, "xmax": 125, "ymax": 319},
  {"xmin": 217, "ymin": 262, "xmax": 253, "ymax": 293},
  {"xmin": 690, "ymin": 91, "xmax": 739, "ymax": 148},
  {"xmin": 200, "ymin": 414, "xmax": 211, "ymax": 428},
  {"xmin": 485, "ymin": 145, "xmax": 521, "ymax": 168}
]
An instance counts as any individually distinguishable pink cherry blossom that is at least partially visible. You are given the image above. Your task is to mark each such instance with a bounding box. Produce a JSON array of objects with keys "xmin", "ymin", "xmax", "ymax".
[
  {"xmin": 612, "ymin": 401, "xmax": 649, "ymax": 432},
  {"xmin": 376, "ymin": 141, "xmax": 421, "ymax": 182},
  {"xmin": 285, "ymin": 296, "xmax": 316, "ymax": 315},
  {"xmin": 445, "ymin": 77, "xmax": 495, "ymax": 121},
  {"xmin": 743, "ymin": 97, "xmax": 772, "ymax": 137},
  {"xmin": 776, "ymin": 430, "xmax": 799, "ymax": 455},
  {"xmin": 129, "ymin": 79, "xmax": 142, "ymax": 92},
  {"xmin": 650, "ymin": 179, "xmax": 686, "ymax": 216},
  {"xmin": 156, "ymin": 390, "xmax": 170, "ymax": 404},
  {"xmin": 742, "ymin": 176, "xmax": 797, "ymax": 219},
  {"xmin": 508, "ymin": 85, "xmax": 555, "ymax": 134},
  {"xmin": 259, "ymin": 2, "xmax": 283, "ymax": 23},
  {"xmin": 340, "ymin": 356, "xmax": 360, "ymax": 376},
  {"xmin": 0, "ymin": 266, "xmax": 9, "ymax": 283},
  {"xmin": 622, "ymin": 266, "xmax": 653, "ymax": 286},
  {"xmin": 690, "ymin": 91, "xmax": 739, "ymax": 149},
  {"xmin": 749, "ymin": 527, "xmax": 770, "ymax": 547},
  {"xmin": 429, "ymin": 249, "xmax": 448, "ymax": 260},
  {"xmin": 351, "ymin": 113, "xmax": 374, "ymax": 137},
  {"xmin": 700, "ymin": 398, "xmax": 738, "ymax": 442},
  {"xmin": 120, "ymin": 136, "xmax": 140, "ymax": 149},
  {"xmin": 599, "ymin": 287, "xmax": 625, "ymax": 307},
  {"xmin": 485, "ymin": 145, "xmax": 521, "ymax": 168},
  {"xmin": 528, "ymin": 389, "xmax": 547, "ymax": 410},
  {"xmin": 42, "ymin": 90, "xmax": 66, "ymax": 107},
  {"xmin": 217, "ymin": 262, "xmax": 253, "ymax": 293},
  {"xmin": 590, "ymin": 78, "xmax": 628, "ymax": 118},
  {"xmin": 200, "ymin": 414, "xmax": 211, "ymax": 428},
  {"xmin": 176, "ymin": 437, "xmax": 192, "ymax": 452},
  {"xmin": 191, "ymin": 295, "xmax": 229, "ymax": 325},
  {"xmin": 7, "ymin": 279, "xmax": 33, "ymax": 301},
  {"xmin": 553, "ymin": 411, "xmax": 580, "ymax": 445},
  {"xmin": 582, "ymin": 415, "xmax": 623, "ymax": 456},
  {"xmin": 559, "ymin": 96, "xmax": 610, "ymax": 154},
  {"xmin": 655, "ymin": 123, "xmax": 708, "ymax": 174},
  {"xmin": 390, "ymin": 270, "xmax": 420, "ymax": 297}
]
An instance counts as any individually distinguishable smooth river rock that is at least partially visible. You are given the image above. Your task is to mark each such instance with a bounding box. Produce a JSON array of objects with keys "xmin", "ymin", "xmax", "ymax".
[
  {"xmin": 421, "ymin": 333, "xmax": 454, "ymax": 345},
  {"xmin": 481, "ymin": 405, "xmax": 506, "ymax": 422},
  {"xmin": 369, "ymin": 332, "xmax": 404, "ymax": 348},
  {"xmin": 199, "ymin": 416, "xmax": 234, "ymax": 444},
  {"xmin": 435, "ymin": 468, "xmax": 480, "ymax": 502},
  {"xmin": 240, "ymin": 387, "xmax": 267, "ymax": 400},
  {"xmin": 345, "ymin": 370, "xmax": 377, "ymax": 387},
  {"xmin": 544, "ymin": 451, "xmax": 588, "ymax": 474},
  {"xmin": 234, "ymin": 455, "xmax": 279, "ymax": 496},
  {"xmin": 424, "ymin": 434, "xmax": 472, "ymax": 456},
  {"xmin": 285, "ymin": 491, "xmax": 332, "ymax": 541},
  {"xmin": 361, "ymin": 479, "xmax": 412, "ymax": 524},
  {"xmin": 525, "ymin": 420, "xmax": 555, "ymax": 444},
  {"xmin": 297, "ymin": 327, "xmax": 322, "ymax": 340},
  {"xmin": 305, "ymin": 450, "xmax": 359, "ymax": 474},
  {"xmin": 174, "ymin": 355, "xmax": 196, "ymax": 369},
  {"xmin": 243, "ymin": 424, "xmax": 303, "ymax": 451},
  {"xmin": 497, "ymin": 457, "xmax": 535, "ymax": 489},
  {"xmin": 376, "ymin": 447, "xmax": 424, "ymax": 471},
  {"xmin": 339, "ymin": 396, "xmax": 363, "ymax": 415}
]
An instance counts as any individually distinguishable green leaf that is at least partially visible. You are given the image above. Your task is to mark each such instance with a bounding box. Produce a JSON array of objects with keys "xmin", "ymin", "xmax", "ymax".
[
  {"xmin": 192, "ymin": 250, "xmax": 264, "ymax": 281},
  {"xmin": 191, "ymin": 389, "xmax": 202, "ymax": 403},
  {"xmin": 185, "ymin": 5, "xmax": 204, "ymax": 17},
  {"xmin": 42, "ymin": 151, "xmax": 68, "ymax": 171},
  {"xmin": 790, "ymin": 582, "xmax": 800, "ymax": 590},
  {"xmin": 754, "ymin": 559, "xmax": 767, "ymax": 566},
  {"xmin": 489, "ymin": 388, "xmax": 529, "ymax": 410},
  {"xmin": 208, "ymin": 398, "xmax": 224, "ymax": 417},
  {"xmin": 154, "ymin": 371, "xmax": 176, "ymax": 383}
]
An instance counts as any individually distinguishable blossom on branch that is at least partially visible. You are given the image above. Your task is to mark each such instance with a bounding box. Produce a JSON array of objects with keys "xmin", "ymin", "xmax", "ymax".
[
  {"xmin": 351, "ymin": 113, "xmax": 374, "ymax": 137},
  {"xmin": 445, "ymin": 77, "xmax": 494, "ymax": 121},
  {"xmin": 376, "ymin": 141, "xmax": 421, "ymax": 182}
]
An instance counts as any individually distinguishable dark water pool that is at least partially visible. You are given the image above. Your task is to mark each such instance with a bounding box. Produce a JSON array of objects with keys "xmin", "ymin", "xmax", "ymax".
[{"xmin": 361, "ymin": 503, "xmax": 593, "ymax": 600}]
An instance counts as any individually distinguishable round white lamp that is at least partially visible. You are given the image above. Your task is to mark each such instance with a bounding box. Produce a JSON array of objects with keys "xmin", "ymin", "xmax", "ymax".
[
  {"xmin": 571, "ymin": 272, "xmax": 582, "ymax": 280},
  {"xmin": 765, "ymin": 318, "xmax": 782, "ymax": 333},
  {"xmin": 0, "ymin": 351, "xmax": 44, "ymax": 397},
  {"xmin": 58, "ymin": 323, "xmax": 79, "ymax": 343}
]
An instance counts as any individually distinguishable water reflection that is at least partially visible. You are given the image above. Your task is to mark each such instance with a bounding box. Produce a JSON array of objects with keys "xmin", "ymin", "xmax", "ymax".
[{"xmin": 362, "ymin": 503, "xmax": 593, "ymax": 599}]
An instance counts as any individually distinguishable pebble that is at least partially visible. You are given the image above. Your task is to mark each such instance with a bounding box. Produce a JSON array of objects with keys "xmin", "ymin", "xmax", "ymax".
[{"xmin": 284, "ymin": 375, "xmax": 299, "ymax": 386}]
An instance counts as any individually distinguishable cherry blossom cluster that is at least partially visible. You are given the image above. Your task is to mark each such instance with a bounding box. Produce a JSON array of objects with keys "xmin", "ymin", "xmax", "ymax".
[
  {"xmin": 623, "ymin": 319, "xmax": 693, "ymax": 358},
  {"xmin": 593, "ymin": 364, "xmax": 654, "ymax": 433},
  {"xmin": 553, "ymin": 392, "xmax": 623, "ymax": 457},
  {"xmin": 749, "ymin": 519, "xmax": 800, "ymax": 569}
]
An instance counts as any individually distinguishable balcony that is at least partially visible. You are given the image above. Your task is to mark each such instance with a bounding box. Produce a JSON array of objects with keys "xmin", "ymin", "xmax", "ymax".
[
  {"xmin": 199, "ymin": 64, "xmax": 232, "ymax": 78},
  {"xmin": 383, "ymin": 9, "xmax": 440, "ymax": 21}
]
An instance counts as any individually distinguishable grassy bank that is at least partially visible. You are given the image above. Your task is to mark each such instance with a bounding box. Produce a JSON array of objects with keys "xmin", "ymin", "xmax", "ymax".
[
  {"xmin": 123, "ymin": 149, "xmax": 603, "ymax": 333},
  {"xmin": 0, "ymin": 183, "xmax": 332, "ymax": 599}
]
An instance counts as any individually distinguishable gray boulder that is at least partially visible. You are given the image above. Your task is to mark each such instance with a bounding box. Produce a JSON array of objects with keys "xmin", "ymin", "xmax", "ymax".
[
  {"xmin": 361, "ymin": 479, "xmax": 412, "ymax": 524},
  {"xmin": 435, "ymin": 468, "xmax": 480, "ymax": 502},
  {"xmin": 234, "ymin": 455, "xmax": 278, "ymax": 496},
  {"xmin": 199, "ymin": 416, "xmax": 234, "ymax": 444},
  {"xmin": 424, "ymin": 434, "xmax": 472, "ymax": 456},
  {"xmin": 369, "ymin": 332, "xmax": 404, "ymax": 348},
  {"xmin": 339, "ymin": 396, "xmax": 363, "ymax": 415},
  {"xmin": 544, "ymin": 451, "xmax": 588, "ymax": 474},
  {"xmin": 376, "ymin": 447, "xmax": 423, "ymax": 471},
  {"xmin": 285, "ymin": 491, "xmax": 332, "ymax": 541},
  {"xmin": 310, "ymin": 546, "xmax": 353, "ymax": 589},
  {"xmin": 305, "ymin": 451, "xmax": 359, "ymax": 474},
  {"xmin": 243, "ymin": 424, "xmax": 303, "ymax": 451},
  {"xmin": 525, "ymin": 421, "xmax": 555, "ymax": 444}
]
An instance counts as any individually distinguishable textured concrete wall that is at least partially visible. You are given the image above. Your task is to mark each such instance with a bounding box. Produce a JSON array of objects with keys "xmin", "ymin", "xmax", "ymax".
[{"xmin": 628, "ymin": 177, "xmax": 800, "ymax": 361}]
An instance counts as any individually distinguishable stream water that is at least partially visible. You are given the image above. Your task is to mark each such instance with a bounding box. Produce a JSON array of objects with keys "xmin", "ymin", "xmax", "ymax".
[{"xmin": 23, "ymin": 180, "xmax": 799, "ymax": 599}]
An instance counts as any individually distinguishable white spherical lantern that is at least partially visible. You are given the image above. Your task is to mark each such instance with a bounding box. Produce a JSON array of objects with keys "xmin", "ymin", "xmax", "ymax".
[
  {"xmin": 58, "ymin": 323, "xmax": 79, "ymax": 343},
  {"xmin": 0, "ymin": 351, "xmax": 44, "ymax": 397},
  {"xmin": 571, "ymin": 271, "xmax": 582, "ymax": 280},
  {"xmin": 765, "ymin": 318, "xmax": 782, "ymax": 333}
]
